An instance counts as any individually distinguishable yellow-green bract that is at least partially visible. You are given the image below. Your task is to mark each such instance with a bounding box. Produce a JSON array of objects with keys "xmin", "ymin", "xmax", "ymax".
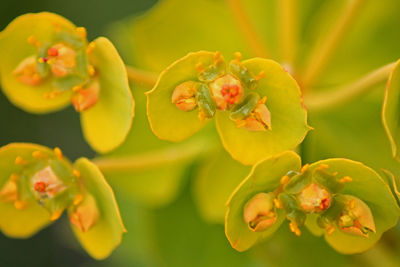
[
  {"xmin": 225, "ymin": 151, "xmax": 400, "ymax": 254},
  {"xmin": 146, "ymin": 51, "xmax": 310, "ymax": 165},
  {"xmin": 0, "ymin": 13, "xmax": 134, "ymax": 153},
  {"xmin": 0, "ymin": 143, "xmax": 125, "ymax": 260}
]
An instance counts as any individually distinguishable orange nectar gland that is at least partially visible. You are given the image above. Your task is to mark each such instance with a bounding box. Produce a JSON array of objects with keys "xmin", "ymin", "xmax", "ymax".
[
  {"xmin": 338, "ymin": 196, "xmax": 376, "ymax": 237},
  {"xmin": 297, "ymin": 183, "xmax": 331, "ymax": 213},
  {"xmin": 71, "ymin": 79, "xmax": 100, "ymax": 112},
  {"xmin": 171, "ymin": 81, "xmax": 198, "ymax": 111},
  {"xmin": 70, "ymin": 194, "xmax": 99, "ymax": 232},
  {"xmin": 236, "ymin": 97, "xmax": 272, "ymax": 132},
  {"xmin": 209, "ymin": 75, "xmax": 243, "ymax": 110},
  {"xmin": 243, "ymin": 192, "xmax": 277, "ymax": 232}
]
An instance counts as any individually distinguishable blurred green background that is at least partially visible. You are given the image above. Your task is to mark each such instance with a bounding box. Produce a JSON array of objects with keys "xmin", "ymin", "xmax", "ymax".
[{"xmin": 2, "ymin": 0, "xmax": 400, "ymax": 266}]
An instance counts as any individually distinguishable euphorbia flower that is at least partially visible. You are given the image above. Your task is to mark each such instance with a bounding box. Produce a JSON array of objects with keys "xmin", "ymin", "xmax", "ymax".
[
  {"xmin": 225, "ymin": 151, "xmax": 400, "ymax": 254},
  {"xmin": 0, "ymin": 143, "xmax": 125, "ymax": 260},
  {"xmin": 0, "ymin": 13, "xmax": 134, "ymax": 153},
  {"xmin": 147, "ymin": 51, "xmax": 310, "ymax": 165}
]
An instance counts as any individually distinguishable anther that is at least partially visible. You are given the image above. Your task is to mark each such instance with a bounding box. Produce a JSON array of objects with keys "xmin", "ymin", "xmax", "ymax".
[
  {"xmin": 88, "ymin": 65, "xmax": 96, "ymax": 76},
  {"xmin": 50, "ymin": 210, "xmax": 63, "ymax": 221},
  {"xmin": 73, "ymin": 194, "xmax": 84, "ymax": 206},
  {"xmin": 32, "ymin": 150, "xmax": 45, "ymax": 159},
  {"xmin": 340, "ymin": 176, "xmax": 353, "ymax": 183},
  {"xmin": 54, "ymin": 147, "xmax": 63, "ymax": 159},
  {"xmin": 10, "ymin": 174, "xmax": 19, "ymax": 182},
  {"xmin": 14, "ymin": 200, "xmax": 26, "ymax": 210},
  {"xmin": 73, "ymin": 169, "xmax": 81, "ymax": 178},
  {"xmin": 47, "ymin": 47, "xmax": 59, "ymax": 57},
  {"xmin": 15, "ymin": 156, "xmax": 27, "ymax": 165},
  {"xmin": 27, "ymin": 35, "xmax": 40, "ymax": 46},
  {"xmin": 280, "ymin": 175, "xmax": 290, "ymax": 185},
  {"xmin": 289, "ymin": 221, "xmax": 301, "ymax": 236},
  {"xmin": 233, "ymin": 52, "xmax": 242, "ymax": 62},
  {"xmin": 300, "ymin": 164, "xmax": 309, "ymax": 173},
  {"xmin": 87, "ymin": 42, "xmax": 96, "ymax": 54},
  {"xmin": 273, "ymin": 198, "xmax": 282, "ymax": 209},
  {"xmin": 255, "ymin": 70, "xmax": 266, "ymax": 80},
  {"xmin": 76, "ymin": 27, "xmax": 87, "ymax": 38}
]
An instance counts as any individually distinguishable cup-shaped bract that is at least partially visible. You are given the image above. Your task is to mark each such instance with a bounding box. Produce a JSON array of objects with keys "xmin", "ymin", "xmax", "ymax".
[
  {"xmin": 0, "ymin": 143, "xmax": 125, "ymax": 260},
  {"xmin": 303, "ymin": 159, "xmax": 400, "ymax": 254},
  {"xmin": 225, "ymin": 151, "xmax": 301, "ymax": 251},
  {"xmin": 147, "ymin": 51, "xmax": 310, "ymax": 165},
  {"xmin": 382, "ymin": 59, "xmax": 400, "ymax": 159},
  {"xmin": 0, "ymin": 13, "xmax": 134, "ymax": 153},
  {"xmin": 226, "ymin": 152, "xmax": 399, "ymax": 254}
]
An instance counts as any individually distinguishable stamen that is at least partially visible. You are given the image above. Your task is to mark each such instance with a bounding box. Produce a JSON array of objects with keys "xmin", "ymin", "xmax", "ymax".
[
  {"xmin": 76, "ymin": 27, "xmax": 87, "ymax": 38},
  {"xmin": 289, "ymin": 221, "xmax": 301, "ymax": 236},
  {"xmin": 34, "ymin": 181, "xmax": 47, "ymax": 193},
  {"xmin": 87, "ymin": 42, "xmax": 96, "ymax": 54},
  {"xmin": 300, "ymin": 164, "xmax": 309, "ymax": 173},
  {"xmin": 15, "ymin": 156, "xmax": 27, "ymax": 165},
  {"xmin": 233, "ymin": 52, "xmax": 242, "ymax": 62},
  {"xmin": 32, "ymin": 150, "xmax": 45, "ymax": 159},
  {"xmin": 50, "ymin": 210, "xmax": 63, "ymax": 221},
  {"xmin": 54, "ymin": 147, "xmax": 63, "ymax": 159},
  {"xmin": 340, "ymin": 176, "xmax": 353, "ymax": 183}
]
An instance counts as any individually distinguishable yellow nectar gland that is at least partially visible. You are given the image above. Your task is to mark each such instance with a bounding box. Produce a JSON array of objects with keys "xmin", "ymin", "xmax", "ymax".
[
  {"xmin": 210, "ymin": 75, "xmax": 243, "ymax": 110},
  {"xmin": 338, "ymin": 196, "xmax": 376, "ymax": 237},
  {"xmin": 243, "ymin": 192, "xmax": 277, "ymax": 232},
  {"xmin": 235, "ymin": 97, "xmax": 272, "ymax": 132},
  {"xmin": 297, "ymin": 183, "xmax": 331, "ymax": 213},
  {"xmin": 171, "ymin": 81, "xmax": 198, "ymax": 111}
]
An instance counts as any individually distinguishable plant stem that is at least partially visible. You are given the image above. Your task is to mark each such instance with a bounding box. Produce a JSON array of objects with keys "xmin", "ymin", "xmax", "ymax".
[
  {"xmin": 226, "ymin": 0, "xmax": 269, "ymax": 58},
  {"xmin": 92, "ymin": 138, "xmax": 213, "ymax": 173},
  {"xmin": 126, "ymin": 65, "xmax": 158, "ymax": 87},
  {"xmin": 304, "ymin": 62, "xmax": 395, "ymax": 112},
  {"xmin": 300, "ymin": 0, "xmax": 363, "ymax": 89},
  {"xmin": 278, "ymin": 0, "xmax": 297, "ymax": 65}
]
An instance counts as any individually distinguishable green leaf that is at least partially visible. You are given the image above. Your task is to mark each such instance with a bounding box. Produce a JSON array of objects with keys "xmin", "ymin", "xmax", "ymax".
[
  {"xmin": 80, "ymin": 37, "xmax": 134, "ymax": 153},
  {"xmin": 216, "ymin": 58, "xmax": 310, "ymax": 165},
  {"xmin": 304, "ymin": 159, "xmax": 400, "ymax": 254},
  {"xmin": 193, "ymin": 148, "xmax": 251, "ymax": 224},
  {"xmin": 71, "ymin": 158, "xmax": 125, "ymax": 260},
  {"xmin": 382, "ymin": 59, "xmax": 400, "ymax": 159},
  {"xmin": 146, "ymin": 51, "xmax": 216, "ymax": 142},
  {"xmin": 225, "ymin": 151, "xmax": 301, "ymax": 251},
  {"xmin": 0, "ymin": 12, "xmax": 75, "ymax": 113}
]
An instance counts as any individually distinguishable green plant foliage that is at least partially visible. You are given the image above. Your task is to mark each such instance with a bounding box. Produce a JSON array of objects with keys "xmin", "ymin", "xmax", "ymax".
[
  {"xmin": 94, "ymin": 84, "xmax": 204, "ymax": 208},
  {"xmin": 0, "ymin": 12, "xmax": 134, "ymax": 153},
  {"xmin": 226, "ymin": 152, "xmax": 400, "ymax": 254},
  {"xmin": 0, "ymin": 143, "xmax": 124, "ymax": 259},
  {"xmin": 383, "ymin": 60, "xmax": 400, "ymax": 159},
  {"xmin": 193, "ymin": 148, "xmax": 251, "ymax": 224},
  {"xmin": 147, "ymin": 51, "xmax": 309, "ymax": 165}
]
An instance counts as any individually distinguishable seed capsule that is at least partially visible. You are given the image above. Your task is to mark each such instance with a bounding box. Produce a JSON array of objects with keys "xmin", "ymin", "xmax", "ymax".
[
  {"xmin": 297, "ymin": 183, "xmax": 331, "ymax": 213},
  {"xmin": 243, "ymin": 192, "xmax": 277, "ymax": 232},
  {"xmin": 338, "ymin": 195, "xmax": 376, "ymax": 237},
  {"xmin": 71, "ymin": 79, "xmax": 100, "ymax": 112},
  {"xmin": 171, "ymin": 81, "xmax": 198, "ymax": 111},
  {"xmin": 209, "ymin": 74, "xmax": 244, "ymax": 110},
  {"xmin": 69, "ymin": 193, "xmax": 99, "ymax": 232}
]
